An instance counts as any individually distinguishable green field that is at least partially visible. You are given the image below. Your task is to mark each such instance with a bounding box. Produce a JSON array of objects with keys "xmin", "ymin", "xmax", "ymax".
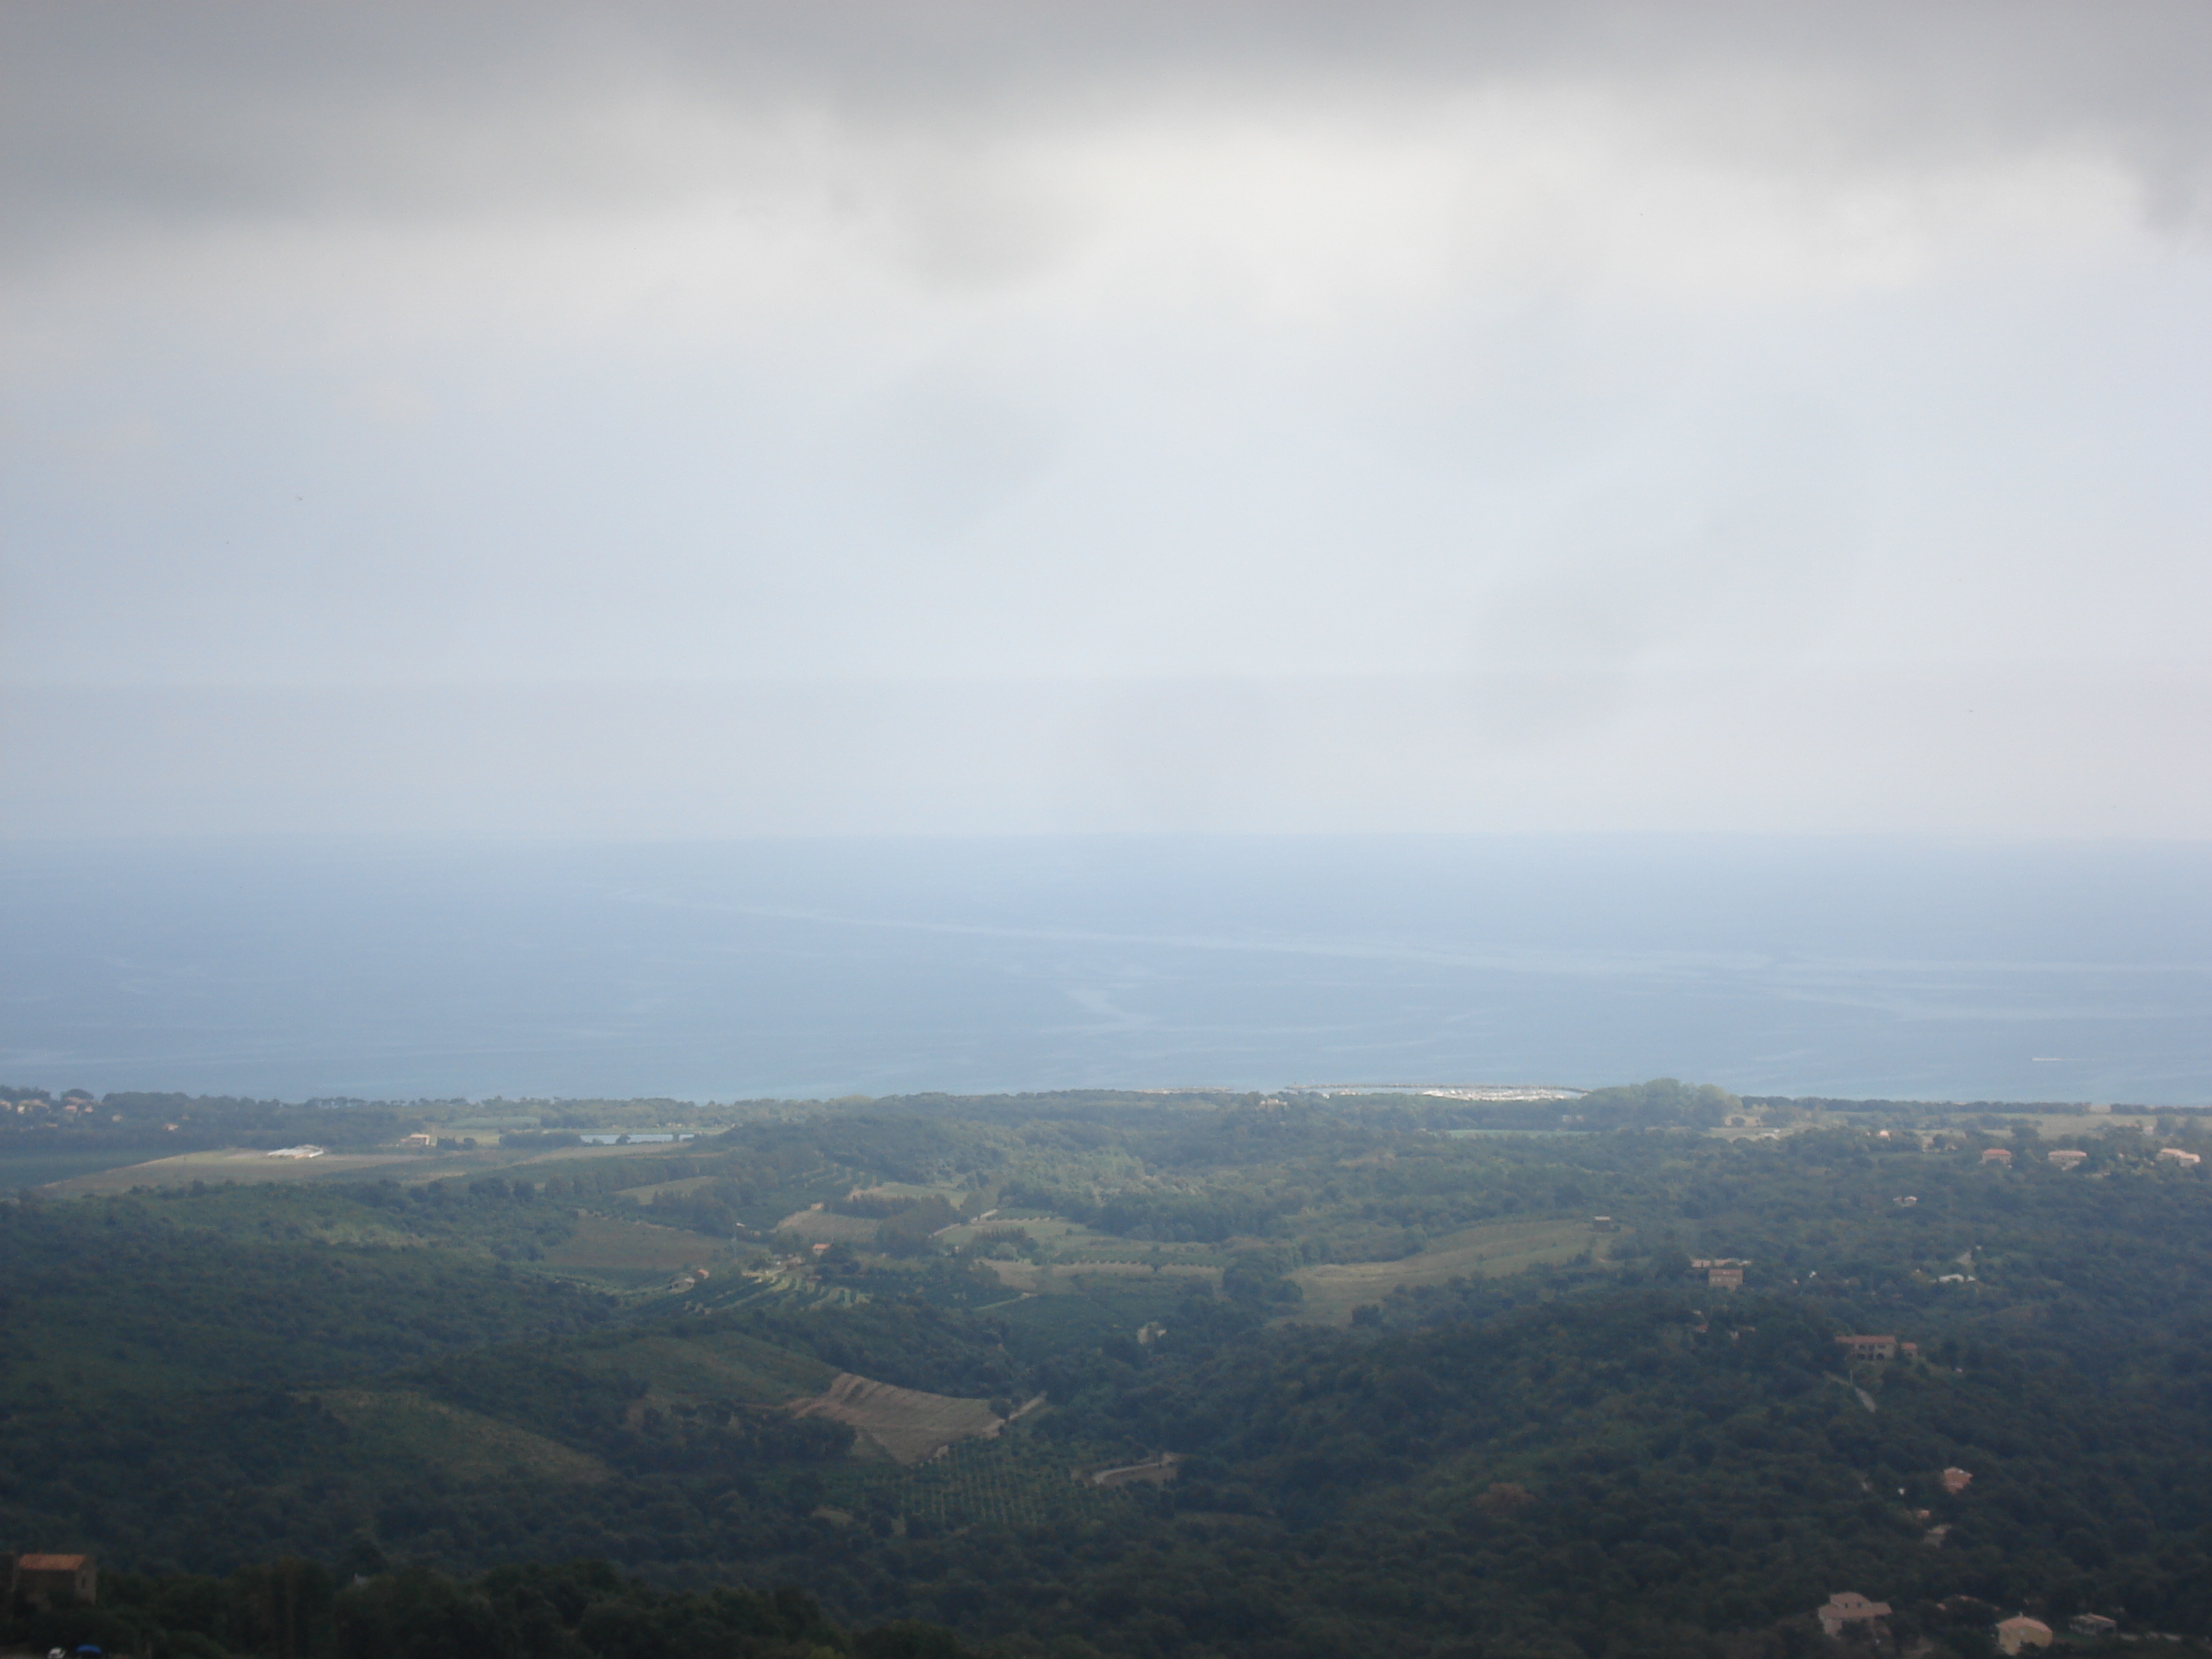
[
  {"xmin": 0, "ymin": 1148, "xmax": 169, "ymax": 1188},
  {"xmin": 867, "ymin": 1429, "xmax": 1122, "ymax": 1533},
  {"xmin": 559, "ymin": 1328, "xmax": 833, "ymax": 1406},
  {"xmin": 9, "ymin": 1085, "xmax": 2212, "ymax": 1659},
  {"xmin": 312, "ymin": 1388, "xmax": 613, "ymax": 1483},
  {"xmin": 991, "ymin": 1278, "xmax": 1199, "ymax": 1362},
  {"xmin": 536, "ymin": 1210, "xmax": 726, "ymax": 1287},
  {"xmin": 1287, "ymin": 1218, "xmax": 1603, "ymax": 1324}
]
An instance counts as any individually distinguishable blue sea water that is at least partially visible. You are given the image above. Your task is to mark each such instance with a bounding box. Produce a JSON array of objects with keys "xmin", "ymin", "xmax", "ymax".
[{"xmin": 1, "ymin": 836, "xmax": 2207, "ymax": 1105}]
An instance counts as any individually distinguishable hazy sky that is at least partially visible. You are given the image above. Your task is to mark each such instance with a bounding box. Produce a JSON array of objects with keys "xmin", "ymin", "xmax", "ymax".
[{"xmin": 5, "ymin": 2, "xmax": 2210, "ymax": 837}]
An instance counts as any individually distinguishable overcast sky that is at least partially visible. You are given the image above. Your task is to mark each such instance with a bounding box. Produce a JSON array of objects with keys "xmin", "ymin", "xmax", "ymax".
[{"xmin": 4, "ymin": 2, "xmax": 2210, "ymax": 837}]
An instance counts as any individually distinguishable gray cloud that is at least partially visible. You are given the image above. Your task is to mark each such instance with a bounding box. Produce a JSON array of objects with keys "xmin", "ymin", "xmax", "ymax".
[
  {"xmin": 2, "ymin": 2, "xmax": 2209, "ymax": 835},
  {"xmin": 7, "ymin": 3, "xmax": 2211, "ymax": 247}
]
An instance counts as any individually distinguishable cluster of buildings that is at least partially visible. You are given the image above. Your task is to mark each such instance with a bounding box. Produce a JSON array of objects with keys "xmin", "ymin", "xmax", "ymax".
[
  {"xmin": 1835, "ymin": 1333, "xmax": 1921, "ymax": 1361},
  {"xmin": 1979, "ymin": 1143, "xmax": 2204, "ymax": 1170},
  {"xmin": 1816, "ymin": 1446, "xmax": 2147, "ymax": 1651},
  {"xmin": 1821, "ymin": 1594, "xmax": 2122, "ymax": 1653},
  {"xmin": 5, "ymin": 1093, "xmax": 106, "ymax": 1121}
]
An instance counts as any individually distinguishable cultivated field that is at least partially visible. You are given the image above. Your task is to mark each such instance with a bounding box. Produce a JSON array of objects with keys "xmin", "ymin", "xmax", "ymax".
[
  {"xmin": 937, "ymin": 1215, "xmax": 1140, "ymax": 1251},
  {"xmin": 773, "ymin": 1207, "xmax": 887, "ymax": 1243},
  {"xmin": 566, "ymin": 1329, "xmax": 833, "ymax": 1408},
  {"xmin": 980, "ymin": 1258, "xmax": 1220, "ymax": 1296},
  {"xmin": 882, "ymin": 1431, "xmax": 1121, "ymax": 1531},
  {"xmin": 790, "ymin": 1372, "xmax": 1006, "ymax": 1464},
  {"xmin": 45, "ymin": 1147, "xmax": 420, "ymax": 1196},
  {"xmin": 536, "ymin": 1211, "xmax": 724, "ymax": 1286},
  {"xmin": 1287, "ymin": 1218, "xmax": 1602, "ymax": 1325},
  {"xmin": 614, "ymin": 1173, "xmax": 729, "ymax": 1201},
  {"xmin": 845, "ymin": 1182, "xmax": 955, "ymax": 1203},
  {"xmin": 991, "ymin": 1278, "xmax": 1201, "ymax": 1362},
  {"xmin": 38, "ymin": 1133, "xmax": 706, "ymax": 1197},
  {"xmin": 312, "ymin": 1389, "xmax": 612, "ymax": 1484}
]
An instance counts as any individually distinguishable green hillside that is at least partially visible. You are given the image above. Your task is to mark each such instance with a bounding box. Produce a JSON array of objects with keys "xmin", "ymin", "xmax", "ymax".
[{"xmin": 2, "ymin": 1090, "xmax": 2209, "ymax": 1659}]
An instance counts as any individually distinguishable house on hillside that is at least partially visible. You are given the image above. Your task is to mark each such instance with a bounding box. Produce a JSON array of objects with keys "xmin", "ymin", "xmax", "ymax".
[
  {"xmin": 1816, "ymin": 1593, "xmax": 1891, "ymax": 1639},
  {"xmin": 8, "ymin": 1552, "xmax": 97, "ymax": 1609},
  {"xmin": 1995, "ymin": 1616, "xmax": 2053, "ymax": 1654},
  {"xmin": 1941, "ymin": 1467, "xmax": 1973, "ymax": 1493},
  {"xmin": 400, "ymin": 1133, "xmax": 434, "ymax": 1148},
  {"xmin": 1836, "ymin": 1335, "xmax": 1898, "ymax": 1361},
  {"xmin": 2046, "ymin": 1149, "xmax": 2088, "ymax": 1170},
  {"xmin": 2069, "ymin": 1615, "xmax": 2118, "ymax": 1637},
  {"xmin": 2157, "ymin": 1148, "xmax": 2203, "ymax": 1167},
  {"xmin": 1981, "ymin": 1148, "xmax": 2013, "ymax": 1166},
  {"xmin": 1690, "ymin": 1258, "xmax": 1748, "ymax": 1288}
]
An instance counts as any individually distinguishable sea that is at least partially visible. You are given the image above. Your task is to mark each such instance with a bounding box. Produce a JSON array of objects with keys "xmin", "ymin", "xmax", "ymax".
[{"xmin": 2, "ymin": 835, "xmax": 2207, "ymax": 1106}]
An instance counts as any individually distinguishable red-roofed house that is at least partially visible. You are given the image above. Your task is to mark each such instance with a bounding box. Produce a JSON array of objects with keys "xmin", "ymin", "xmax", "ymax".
[{"xmin": 9, "ymin": 1552, "xmax": 97, "ymax": 1609}]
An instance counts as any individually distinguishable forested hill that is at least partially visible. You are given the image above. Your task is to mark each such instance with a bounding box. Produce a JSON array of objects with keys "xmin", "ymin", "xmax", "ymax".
[{"xmin": 2, "ymin": 1090, "xmax": 2209, "ymax": 1659}]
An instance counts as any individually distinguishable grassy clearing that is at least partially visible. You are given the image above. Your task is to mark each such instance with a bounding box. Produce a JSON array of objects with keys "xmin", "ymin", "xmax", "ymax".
[
  {"xmin": 36, "ymin": 1137, "xmax": 697, "ymax": 1196},
  {"xmin": 978, "ymin": 1259, "xmax": 1218, "ymax": 1297},
  {"xmin": 534, "ymin": 1211, "xmax": 722, "ymax": 1287},
  {"xmin": 942, "ymin": 1216, "xmax": 1111, "ymax": 1248},
  {"xmin": 976, "ymin": 1260, "xmax": 1039, "ymax": 1293},
  {"xmin": 1, "ymin": 1148, "xmax": 192, "ymax": 1189},
  {"xmin": 44, "ymin": 1148, "xmax": 423, "ymax": 1196},
  {"xmin": 992, "ymin": 1280, "xmax": 1199, "ymax": 1364},
  {"xmin": 312, "ymin": 1388, "xmax": 613, "ymax": 1484},
  {"xmin": 773, "ymin": 1207, "xmax": 886, "ymax": 1243},
  {"xmin": 846, "ymin": 1181, "xmax": 959, "ymax": 1203},
  {"xmin": 613, "ymin": 1174, "xmax": 728, "ymax": 1201},
  {"xmin": 1053, "ymin": 1261, "xmax": 1220, "ymax": 1286},
  {"xmin": 565, "ymin": 1329, "xmax": 832, "ymax": 1406},
  {"xmin": 1287, "ymin": 1219, "xmax": 1601, "ymax": 1326},
  {"xmin": 791, "ymin": 1373, "xmax": 1005, "ymax": 1465}
]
